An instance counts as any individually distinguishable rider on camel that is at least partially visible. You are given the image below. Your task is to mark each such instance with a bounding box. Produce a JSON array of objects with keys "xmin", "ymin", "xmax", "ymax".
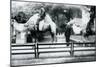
[{"xmin": 36, "ymin": 7, "xmax": 46, "ymax": 30}]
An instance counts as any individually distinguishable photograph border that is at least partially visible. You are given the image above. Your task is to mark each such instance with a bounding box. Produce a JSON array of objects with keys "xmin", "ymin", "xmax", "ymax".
[{"xmin": 10, "ymin": 0, "xmax": 96, "ymax": 66}]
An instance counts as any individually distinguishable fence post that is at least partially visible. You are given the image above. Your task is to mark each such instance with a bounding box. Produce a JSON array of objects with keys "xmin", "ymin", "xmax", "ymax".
[
  {"xmin": 37, "ymin": 43, "xmax": 39, "ymax": 58},
  {"xmin": 35, "ymin": 42, "xmax": 39, "ymax": 58},
  {"xmin": 34, "ymin": 43, "xmax": 36, "ymax": 58},
  {"xmin": 70, "ymin": 43, "xmax": 74, "ymax": 56}
]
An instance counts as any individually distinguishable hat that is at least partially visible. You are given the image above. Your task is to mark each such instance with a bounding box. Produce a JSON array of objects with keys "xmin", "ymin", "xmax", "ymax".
[{"xmin": 40, "ymin": 7, "xmax": 45, "ymax": 14}]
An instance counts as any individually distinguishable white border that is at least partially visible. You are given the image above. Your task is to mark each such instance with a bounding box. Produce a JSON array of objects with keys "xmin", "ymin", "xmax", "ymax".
[
  {"xmin": 13, "ymin": 0, "xmax": 96, "ymax": 5},
  {"xmin": 0, "ymin": 0, "xmax": 98, "ymax": 67}
]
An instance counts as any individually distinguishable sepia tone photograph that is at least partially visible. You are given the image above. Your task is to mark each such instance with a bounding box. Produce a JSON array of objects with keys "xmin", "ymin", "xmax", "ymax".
[{"xmin": 11, "ymin": 0, "xmax": 96, "ymax": 66}]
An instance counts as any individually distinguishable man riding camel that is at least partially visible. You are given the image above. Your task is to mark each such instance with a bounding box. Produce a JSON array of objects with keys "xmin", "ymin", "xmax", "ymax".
[
  {"xmin": 25, "ymin": 7, "xmax": 46, "ymax": 31},
  {"xmin": 34, "ymin": 7, "xmax": 55, "ymax": 32},
  {"xmin": 36, "ymin": 7, "xmax": 46, "ymax": 30},
  {"xmin": 24, "ymin": 7, "xmax": 47, "ymax": 42}
]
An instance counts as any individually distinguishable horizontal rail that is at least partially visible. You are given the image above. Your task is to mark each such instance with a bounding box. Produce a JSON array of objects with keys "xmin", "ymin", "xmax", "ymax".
[
  {"xmin": 12, "ymin": 52, "xmax": 35, "ymax": 55},
  {"xmin": 11, "ymin": 42, "xmax": 95, "ymax": 46},
  {"xmin": 11, "ymin": 47, "xmax": 96, "ymax": 55},
  {"xmin": 38, "ymin": 46, "xmax": 70, "ymax": 49},
  {"xmin": 11, "ymin": 47, "xmax": 95, "ymax": 50},
  {"xmin": 12, "ymin": 43, "xmax": 36, "ymax": 45},
  {"xmin": 38, "ymin": 46, "xmax": 95, "ymax": 49},
  {"xmin": 38, "ymin": 49, "xmax": 95, "ymax": 54},
  {"xmin": 37, "ymin": 42, "xmax": 95, "ymax": 45},
  {"xmin": 11, "ymin": 43, "xmax": 35, "ymax": 46},
  {"xmin": 11, "ymin": 48, "xmax": 34, "ymax": 50},
  {"xmin": 39, "ymin": 50, "xmax": 71, "ymax": 53},
  {"xmin": 74, "ymin": 49, "xmax": 96, "ymax": 51},
  {"xmin": 11, "ymin": 45, "xmax": 35, "ymax": 47}
]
